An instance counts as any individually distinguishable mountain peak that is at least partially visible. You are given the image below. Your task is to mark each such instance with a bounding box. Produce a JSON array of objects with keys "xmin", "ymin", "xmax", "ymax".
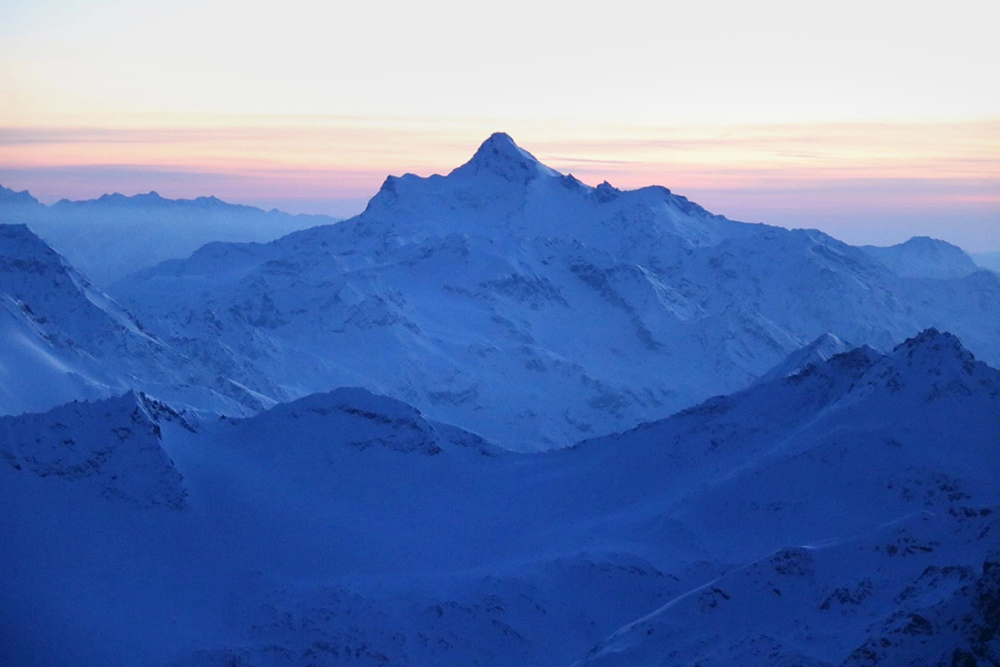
[
  {"xmin": 903, "ymin": 235, "xmax": 951, "ymax": 247},
  {"xmin": 861, "ymin": 236, "xmax": 978, "ymax": 279},
  {"xmin": 234, "ymin": 387, "xmax": 497, "ymax": 457},
  {"xmin": 0, "ymin": 184, "xmax": 41, "ymax": 207},
  {"xmin": 0, "ymin": 392, "xmax": 187, "ymax": 508},
  {"xmin": 757, "ymin": 332, "xmax": 852, "ymax": 384},
  {"xmin": 73, "ymin": 191, "xmax": 171, "ymax": 209},
  {"xmin": 450, "ymin": 132, "xmax": 556, "ymax": 184},
  {"xmin": 475, "ymin": 132, "xmax": 533, "ymax": 160},
  {"xmin": 892, "ymin": 328, "xmax": 971, "ymax": 362},
  {"xmin": 870, "ymin": 328, "xmax": 994, "ymax": 398}
]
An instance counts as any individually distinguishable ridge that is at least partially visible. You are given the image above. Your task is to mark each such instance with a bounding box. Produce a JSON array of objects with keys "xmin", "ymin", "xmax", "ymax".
[{"xmin": 449, "ymin": 132, "xmax": 557, "ymax": 183}]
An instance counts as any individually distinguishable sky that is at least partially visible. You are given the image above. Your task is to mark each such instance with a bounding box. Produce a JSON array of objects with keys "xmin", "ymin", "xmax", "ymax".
[{"xmin": 1, "ymin": 0, "xmax": 998, "ymax": 250}]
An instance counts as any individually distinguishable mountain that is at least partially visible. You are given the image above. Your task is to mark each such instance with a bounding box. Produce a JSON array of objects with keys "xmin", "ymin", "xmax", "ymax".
[
  {"xmin": 574, "ymin": 329, "xmax": 1000, "ymax": 665},
  {"xmin": 0, "ymin": 185, "xmax": 338, "ymax": 285},
  {"xmin": 0, "ymin": 390, "xmax": 189, "ymax": 509},
  {"xmin": 756, "ymin": 331, "xmax": 852, "ymax": 383},
  {"xmin": 579, "ymin": 515, "xmax": 1000, "ymax": 667},
  {"xmin": 112, "ymin": 133, "xmax": 1000, "ymax": 450},
  {"xmin": 0, "ymin": 223, "xmax": 277, "ymax": 417},
  {"xmin": 0, "ymin": 184, "xmax": 43, "ymax": 207},
  {"xmin": 861, "ymin": 236, "xmax": 980, "ymax": 280},
  {"xmin": 3, "ymin": 329, "xmax": 998, "ymax": 666}
]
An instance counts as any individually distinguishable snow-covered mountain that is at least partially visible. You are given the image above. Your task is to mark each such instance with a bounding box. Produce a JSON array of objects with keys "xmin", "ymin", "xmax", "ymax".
[
  {"xmin": 580, "ymin": 515, "xmax": 1000, "ymax": 667},
  {"xmin": 576, "ymin": 329, "xmax": 1000, "ymax": 665},
  {"xmin": 3, "ymin": 329, "xmax": 998, "ymax": 666},
  {"xmin": 113, "ymin": 133, "xmax": 1000, "ymax": 449},
  {"xmin": 756, "ymin": 331, "xmax": 852, "ymax": 384},
  {"xmin": 861, "ymin": 236, "xmax": 981, "ymax": 280},
  {"xmin": 0, "ymin": 223, "xmax": 278, "ymax": 417},
  {"xmin": 0, "ymin": 184, "xmax": 337, "ymax": 285}
]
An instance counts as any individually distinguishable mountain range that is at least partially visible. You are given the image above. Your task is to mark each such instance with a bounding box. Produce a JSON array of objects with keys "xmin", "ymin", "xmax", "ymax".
[
  {"xmin": 2, "ymin": 329, "xmax": 997, "ymax": 666},
  {"xmin": 105, "ymin": 133, "xmax": 1000, "ymax": 449},
  {"xmin": 2, "ymin": 133, "xmax": 998, "ymax": 666},
  {"xmin": 0, "ymin": 185, "xmax": 336, "ymax": 285}
]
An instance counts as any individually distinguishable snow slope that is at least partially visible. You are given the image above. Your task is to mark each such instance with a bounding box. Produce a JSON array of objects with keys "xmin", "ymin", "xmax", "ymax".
[
  {"xmin": 579, "ymin": 514, "xmax": 999, "ymax": 667},
  {"xmin": 3, "ymin": 329, "xmax": 997, "ymax": 666},
  {"xmin": 114, "ymin": 133, "xmax": 1000, "ymax": 449},
  {"xmin": 756, "ymin": 332, "xmax": 852, "ymax": 384},
  {"xmin": 861, "ymin": 236, "xmax": 981, "ymax": 280},
  {"xmin": 0, "ymin": 223, "xmax": 278, "ymax": 417},
  {"xmin": 0, "ymin": 184, "xmax": 336, "ymax": 285}
]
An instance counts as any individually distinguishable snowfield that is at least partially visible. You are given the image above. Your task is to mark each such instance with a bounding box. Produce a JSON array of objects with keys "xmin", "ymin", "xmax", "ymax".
[{"xmin": 1, "ymin": 330, "xmax": 998, "ymax": 666}]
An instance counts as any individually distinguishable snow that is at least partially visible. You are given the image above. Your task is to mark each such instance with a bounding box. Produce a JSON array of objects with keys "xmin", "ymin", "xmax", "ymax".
[
  {"xmin": 2, "ymin": 134, "xmax": 998, "ymax": 666},
  {"xmin": 110, "ymin": 135, "xmax": 1000, "ymax": 450},
  {"xmin": 756, "ymin": 332, "xmax": 852, "ymax": 383},
  {"xmin": 579, "ymin": 512, "xmax": 998, "ymax": 667},
  {"xmin": 0, "ymin": 223, "xmax": 279, "ymax": 418},
  {"xmin": 861, "ymin": 236, "xmax": 981, "ymax": 280},
  {"xmin": 2, "ymin": 330, "xmax": 998, "ymax": 666}
]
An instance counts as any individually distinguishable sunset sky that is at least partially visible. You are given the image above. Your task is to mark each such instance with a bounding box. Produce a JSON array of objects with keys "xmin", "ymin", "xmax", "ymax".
[{"xmin": 1, "ymin": 0, "xmax": 997, "ymax": 250}]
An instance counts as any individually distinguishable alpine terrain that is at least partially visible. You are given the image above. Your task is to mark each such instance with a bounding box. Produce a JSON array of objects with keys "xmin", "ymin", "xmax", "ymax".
[
  {"xmin": 1, "ymin": 330, "xmax": 997, "ymax": 666},
  {"xmin": 0, "ymin": 224, "xmax": 279, "ymax": 417},
  {"xmin": 111, "ymin": 133, "xmax": 1000, "ymax": 449},
  {"xmin": 2, "ymin": 134, "xmax": 997, "ymax": 667}
]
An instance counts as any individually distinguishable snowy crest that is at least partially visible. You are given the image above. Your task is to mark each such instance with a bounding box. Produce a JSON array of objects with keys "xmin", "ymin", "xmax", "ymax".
[
  {"xmin": 230, "ymin": 387, "xmax": 498, "ymax": 457},
  {"xmin": 449, "ymin": 132, "xmax": 558, "ymax": 184},
  {"xmin": 0, "ymin": 391, "xmax": 187, "ymax": 509},
  {"xmin": 862, "ymin": 236, "xmax": 980, "ymax": 279},
  {"xmin": 864, "ymin": 328, "xmax": 997, "ymax": 400}
]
